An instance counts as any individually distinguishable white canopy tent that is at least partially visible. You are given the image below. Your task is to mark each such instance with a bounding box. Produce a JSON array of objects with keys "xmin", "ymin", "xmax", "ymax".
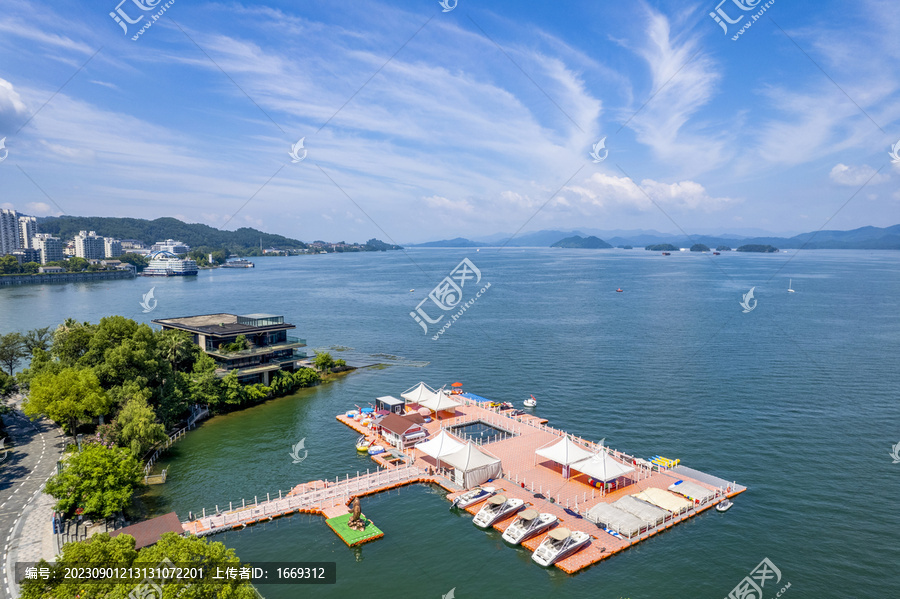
[
  {"xmin": 415, "ymin": 430, "xmax": 465, "ymax": 460},
  {"xmin": 668, "ymin": 480, "xmax": 715, "ymax": 504},
  {"xmin": 441, "ymin": 442, "xmax": 503, "ymax": 489},
  {"xmin": 418, "ymin": 389, "xmax": 462, "ymax": 414},
  {"xmin": 570, "ymin": 451, "xmax": 635, "ymax": 482},
  {"xmin": 401, "ymin": 382, "xmax": 437, "ymax": 405},
  {"xmin": 613, "ymin": 495, "xmax": 669, "ymax": 527},
  {"xmin": 633, "ymin": 487, "xmax": 692, "ymax": 515},
  {"xmin": 584, "ymin": 503, "xmax": 645, "ymax": 538},
  {"xmin": 535, "ymin": 436, "xmax": 595, "ymax": 467}
]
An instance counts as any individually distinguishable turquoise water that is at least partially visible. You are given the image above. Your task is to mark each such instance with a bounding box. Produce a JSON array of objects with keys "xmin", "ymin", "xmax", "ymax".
[{"xmin": 2, "ymin": 249, "xmax": 898, "ymax": 598}]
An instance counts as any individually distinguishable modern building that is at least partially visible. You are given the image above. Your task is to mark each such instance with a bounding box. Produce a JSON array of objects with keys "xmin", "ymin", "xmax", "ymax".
[
  {"xmin": 74, "ymin": 230, "xmax": 105, "ymax": 260},
  {"xmin": 143, "ymin": 251, "xmax": 198, "ymax": 276},
  {"xmin": 151, "ymin": 313, "xmax": 307, "ymax": 385},
  {"xmin": 10, "ymin": 248, "xmax": 40, "ymax": 264},
  {"xmin": 32, "ymin": 234, "xmax": 64, "ymax": 264},
  {"xmin": 120, "ymin": 239, "xmax": 146, "ymax": 250},
  {"xmin": 0, "ymin": 209, "xmax": 18, "ymax": 255},
  {"xmin": 151, "ymin": 239, "xmax": 190, "ymax": 254},
  {"xmin": 17, "ymin": 216, "xmax": 37, "ymax": 249},
  {"xmin": 104, "ymin": 237, "xmax": 123, "ymax": 258}
]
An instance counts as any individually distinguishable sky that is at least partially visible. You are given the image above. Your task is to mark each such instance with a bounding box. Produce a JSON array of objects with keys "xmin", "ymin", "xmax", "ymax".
[{"xmin": 0, "ymin": 0, "xmax": 898, "ymax": 244}]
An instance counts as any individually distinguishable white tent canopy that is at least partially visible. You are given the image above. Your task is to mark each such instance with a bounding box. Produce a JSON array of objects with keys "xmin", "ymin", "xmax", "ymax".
[
  {"xmin": 401, "ymin": 382, "xmax": 437, "ymax": 404},
  {"xmin": 668, "ymin": 480, "xmax": 715, "ymax": 504},
  {"xmin": 570, "ymin": 451, "xmax": 635, "ymax": 482},
  {"xmin": 584, "ymin": 503, "xmax": 645, "ymax": 538},
  {"xmin": 415, "ymin": 430, "xmax": 465, "ymax": 460},
  {"xmin": 441, "ymin": 442, "xmax": 503, "ymax": 489},
  {"xmin": 613, "ymin": 496, "xmax": 669, "ymax": 527},
  {"xmin": 535, "ymin": 436, "xmax": 594, "ymax": 467},
  {"xmin": 633, "ymin": 488, "xmax": 692, "ymax": 514},
  {"xmin": 418, "ymin": 389, "xmax": 462, "ymax": 413}
]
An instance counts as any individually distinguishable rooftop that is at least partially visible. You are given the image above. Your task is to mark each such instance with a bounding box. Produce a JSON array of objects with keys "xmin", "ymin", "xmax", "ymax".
[
  {"xmin": 109, "ymin": 512, "xmax": 183, "ymax": 549},
  {"xmin": 152, "ymin": 313, "xmax": 294, "ymax": 335}
]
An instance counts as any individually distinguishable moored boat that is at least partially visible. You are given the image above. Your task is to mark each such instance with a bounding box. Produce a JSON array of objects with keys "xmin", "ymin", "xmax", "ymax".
[
  {"xmin": 716, "ymin": 499, "xmax": 733, "ymax": 512},
  {"xmin": 524, "ymin": 394, "xmax": 537, "ymax": 408},
  {"xmin": 472, "ymin": 495, "xmax": 524, "ymax": 528},
  {"xmin": 222, "ymin": 259, "xmax": 255, "ymax": 268},
  {"xmin": 356, "ymin": 435, "xmax": 370, "ymax": 452},
  {"xmin": 501, "ymin": 509, "xmax": 557, "ymax": 545},
  {"xmin": 450, "ymin": 486, "xmax": 496, "ymax": 510},
  {"xmin": 531, "ymin": 527, "xmax": 591, "ymax": 566}
]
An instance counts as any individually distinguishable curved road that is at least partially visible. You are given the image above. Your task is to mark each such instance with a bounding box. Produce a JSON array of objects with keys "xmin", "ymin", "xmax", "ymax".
[{"xmin": 0, "ymin": 404, "xmax": 65, "ymax": 599}]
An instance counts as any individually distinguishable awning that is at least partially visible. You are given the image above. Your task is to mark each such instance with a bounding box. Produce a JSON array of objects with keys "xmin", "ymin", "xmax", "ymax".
[
  {"xmin": 668, "ymin": 480, "xmax": 715, "ymax": 503},
  {"xmin": 418, "ymin": 389, "xmax": 462, "ymax": 413},
  {"xmin": 633, "ymin": 487, "xmax": 692, "ymax": 514},
  {"xmin": 570, "ymin": 451, "xmax": 635, "ymax": 482},
  {"xmin": 415, "ymin": 430, "xmax": 465, "ymax": 459},
  {"xmin": 401, "ymin": 382, "xmax": 437, "ymax": 404},
  {"xmin": 535, "ymin": 436, "xmax": 594, "ymax": 466},
  {"xmin": 613, "ymin": 495, "xmax": 669, "ymax": 526},
  {"xmin": 440, "ymin": 442, "xmax": 503, "ymax": 489},
  {"xmin": 584, "ymin": 503, "xmax": 645, "ymax": 538}
]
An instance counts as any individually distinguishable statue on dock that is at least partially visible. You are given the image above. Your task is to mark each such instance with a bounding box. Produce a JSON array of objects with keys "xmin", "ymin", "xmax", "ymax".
[{"xmin": 347, "ymin": 497, "xmax": 366, "ymax": 531}]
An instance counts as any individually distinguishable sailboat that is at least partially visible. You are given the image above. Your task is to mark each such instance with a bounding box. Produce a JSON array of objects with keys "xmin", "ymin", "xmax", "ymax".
[{"xmin": 788, "ymin": 279, "xmax": 795, "ymax": 293}]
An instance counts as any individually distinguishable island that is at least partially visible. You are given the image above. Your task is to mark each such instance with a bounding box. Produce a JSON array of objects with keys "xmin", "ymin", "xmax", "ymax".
[
  {"xmin": 690, "ymin": 244, "xmax": 710, "ymax": 252},
  {"xmin": 645, "ymin": 243, "xmax": 679, "ymax": 251},
  {"xmin": 716, "ymin": 245, "xmax": 732, "ymax": 251},
  {"xmin": 736, "ymin": 244, "xmax": 779, "ymax": 253},
  {"xmin": 550, "ymin": 235, "xmax": 612, "ymax": 249}
]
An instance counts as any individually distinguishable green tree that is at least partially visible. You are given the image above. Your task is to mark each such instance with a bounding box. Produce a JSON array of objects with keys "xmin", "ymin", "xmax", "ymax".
[
  {"xmin": 0, "ymin": 332, "xmax": 26, "ymax": 375},
  {"xmin": 187, "ymin": 354, "xmax": 221, "ymax": 407},
  {"xmin": 23, "ymin": 367, "xmax": 113, "ymax": 433},
  {"xmin": 314, "ymin": 351, "xmax": 334, "ymax": 373},
  {"xmin": 22, "ymin": 326, "xmax": 53, "ymax": 355},
  {"xmin": 45, "ymin": 444, "xmax": 143, "ymax": 518},
  {"xmin": 292, "ymin": 367, "xmax": 320, "ymax": 387},
  {"xmin": 0, "ymin": 370, "xmax": 14, "ymax": 397},
  {"xmin": 0, "ymin": 255, "xmax": 21, "ymax": 274},
  {"xmin": 334, "ymin": 358, "xmax": 347, "ymax": 369},
  {"xmin": 65, "ymin": 257, "xmax": 89, "ymax": 272},
  {"xmin": 13, "ymin": 348, "xmax": 61, "ymax": 389},
  {"xmin": 220, "ymin": 371, "xmax": 246, "ymax": 406},
  {"xmin": 52, "ymin": 319, "xmax": 96, "ymax": 366},
  {"xmin": 114, "ymin": 252, "xmax": 149, "ymax": 272},
  {"xmin": 116, "ymin": 396, "xmax": 166, "ymax": 458},
  {"xmin": 21, "ymin": 261, "xmax": 40, "ymax": 274},
  {"xmin": 159, "ymin": 329, "xmax": 195, "ymax": 374}
]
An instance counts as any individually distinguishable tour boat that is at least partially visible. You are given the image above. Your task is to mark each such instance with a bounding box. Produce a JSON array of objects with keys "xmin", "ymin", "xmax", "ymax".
[
  {"xmin": 662, "ymin": 252, "xmax": 671, "ymax": 256},
  {"xmin": 501, "ymin": 509, "xmax": 557, "ymax": 545},
  {"xmin": 450, "ymin": 486, "xmax": 496, "ymax": 510},
  {"xmin": 716, "ymin": 499, "xmax": 733, "ymax": 512},
  {"xmin": 531, "ymin": 527, "xmax": 592, "ymax": 566},
  {"xmin": 713, "ymin": 251, "xmax": 721, "ymax": 255},
  {"xmin": 524, "ymin": 395, "xmax": 537, "ymax": 408},
  {"xmin": 472, "ymin": 495, "xmax": 525, "ymax": 528},
  {"xmin": 221, "ymin": 259, "xmax": 254, "ymax": 268},
  {"xmin": 616, "ymin": 288, "xmax": 623, "ymax": 292},
  {"xmin": 788, "ymin": 279, "xmax": 795, "ymax": 293}
]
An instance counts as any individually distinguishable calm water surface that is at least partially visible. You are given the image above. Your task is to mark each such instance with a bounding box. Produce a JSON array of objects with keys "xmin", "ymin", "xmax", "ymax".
[{"xmin": 1, "ymin": 249, "xmax": 898, "ymax": 598}]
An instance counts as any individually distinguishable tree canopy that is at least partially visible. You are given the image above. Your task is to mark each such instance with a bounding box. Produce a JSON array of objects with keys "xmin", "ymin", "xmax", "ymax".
[
  {"xmin": 23, "ymin": 367, "xmax": 113, "ymax": 433},
  {"xmin": 45, "ymin": 443, "xmax": 143, "ymax": 518}
]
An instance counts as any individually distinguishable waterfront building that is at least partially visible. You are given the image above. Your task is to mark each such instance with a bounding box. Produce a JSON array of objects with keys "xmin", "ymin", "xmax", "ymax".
[
  {"xmin": 104, "ymin": 237, "xmax": 123, "ymax": 258},
  {"xmin": 38, "ymin": 266, "xmax": 65, "ymax": 273},
  {"xmin": 0, "ymin": 209, "xmax": 18, "ymax": 255},
  {"xmin": 151, "ymin": 239, "xmax": 190, "ymax": 254},
  {"xmin": 143, "ymin": 251, "xmax": 198, "ymax": 276},
  {"xmin": 32, "ymin": 234, "xmax": 64, "ymax": 264},
  {"xmin": 75, "ymin": 230, "xmax": 105, "ymax": 260},
  {"xmin": 17, "ymin": 216, "xmax": 37, "ymax": 249},
  {"xmin": 10, "ymin": 249, "xmax": 40, "ymax": 264},
  {"xmin": 120, "ymin": 239, "xmax": 146, "ymax": 250},
  {"xmin": 151, "ymin": 313, "xmax": 307, "ymax": 385}
]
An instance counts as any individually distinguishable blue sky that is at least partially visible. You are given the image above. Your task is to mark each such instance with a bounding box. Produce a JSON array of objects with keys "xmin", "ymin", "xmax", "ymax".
[{"xmin": 0, "ymin": 0, "xmax": 897, "ymax": 243}]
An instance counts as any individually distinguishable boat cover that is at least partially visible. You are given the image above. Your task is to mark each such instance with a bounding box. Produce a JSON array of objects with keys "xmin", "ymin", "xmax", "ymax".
[
  {"xmin": 668, "ymin": 480, "xmax": 715, "ymax": 504},
  {"xmin": 584, "ymin": 503, "xmax": 645, "ymax": 538},
  {"xmin": 613, "ymin": 495, "xmax": 669, "ymax": 526},
  {"xmin": 570, "ymin": 451, "xmax": 635, "ymax": 482},
  {"xmin": 535, "ymin": 436, "xmax": 594, "ymax": 466},
  {"xmin": 633, "ymin": 487, "xmax": 692, "ymax": 514},
  {"xmin": 441, "ymin": 441, "xmax": 502, "ymax": 489},
  {"xmin": 415, "ymin": 430, "xmax": 465, "ymax": 460}
]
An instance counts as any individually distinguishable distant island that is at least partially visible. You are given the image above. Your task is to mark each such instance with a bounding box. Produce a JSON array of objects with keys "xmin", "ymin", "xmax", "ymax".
[
  {"xmin": 690, "ymin": 244, "xmax": 710, "ymax": 252},
  {"xmin": 645, "ymin": 243, "xmax": 679, "ymax": 251},
  {"xmin": 716, "ymin": 245, "xmax": 732, "ymax": 251},
  {"xmin": 736, "ymin": 244, "xmax": 779, "ymax": 253},
  {"xmin": 550, "ymin": 235, "xmax": 612, "ymax": 249}
]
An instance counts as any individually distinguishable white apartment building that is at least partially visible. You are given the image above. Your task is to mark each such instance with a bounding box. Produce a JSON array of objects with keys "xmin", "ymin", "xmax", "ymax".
[
  {"xmin": 0, "ymin": 209, "xmax": 19, "ymax": 255},
  {"xmin": 104, "ymin": 237, "xmax": 123, "ymax": 258},
  {"xmin": 32, "ymin": 234, "xmax": 64, "ymax": 264},
  {"xmin": 74, "ymin": 230, "xmax": 105, "ymax": 260},
  {"xmin": 18, "ymin": 215, "xmax": 37, "ymax": 249}
]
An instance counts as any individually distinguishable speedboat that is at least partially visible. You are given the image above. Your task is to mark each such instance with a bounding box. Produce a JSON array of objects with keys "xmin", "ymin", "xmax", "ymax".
[
  {"xmin": 662, "ymin": 252, "xmax": 671, "ymax": 256},
  {"xmin": 524, "ymin": 395, "xmax": 537, "ymax": 408},
  {"xmin": 472, "ymin": 495, "xmax": 525, "ymax": 528},
  {"xmin": 356, "ymin": 436, "xmax": 370, "ymax": 452},
  {"xmin": 367, "ymin": 445, "xmax": 385, "ymax": 456},
  {"xmin": 616, "ymin": 288, "xmax": 623, "ymax": 292},
  {"xmin": 450, "ymin": 486, "xmax": 495, "ymax": 510},
  {"xmin": 532, "ymin": 527, "xmax": 592, "ymax": 566},
  {"xmin": 716, "ymin": 499, "xmax": 733, "ymax": 512},
  {"xmin": 501, "ymin": 509, "xmax": 557, "ymax": 545}
]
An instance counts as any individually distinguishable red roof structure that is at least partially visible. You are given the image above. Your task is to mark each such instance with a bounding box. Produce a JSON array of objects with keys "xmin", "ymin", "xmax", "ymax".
[{"xmin": 110, "ymin": 512, "xmax": 183, "ymax": 549}]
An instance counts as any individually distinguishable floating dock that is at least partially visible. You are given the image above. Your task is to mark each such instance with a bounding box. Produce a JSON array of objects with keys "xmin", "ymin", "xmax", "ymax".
[
  {"xmin": 325, "ymin": 513, "xmax": 384, "ymax": 547},
  {"xmin": 182, "ymin": 391, "xmax": 745, "ymax": 575}
]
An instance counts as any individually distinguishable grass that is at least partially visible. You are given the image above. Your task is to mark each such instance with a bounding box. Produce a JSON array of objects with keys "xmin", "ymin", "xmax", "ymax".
[{"xmin": 325, "ymin": 513, "xmax": 384, "ymax": 547}]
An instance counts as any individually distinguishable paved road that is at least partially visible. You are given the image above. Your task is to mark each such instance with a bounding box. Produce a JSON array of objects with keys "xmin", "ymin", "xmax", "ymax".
[{"xmin": 0, "ymin": 405, "xmax": 65, "ymax": 599}]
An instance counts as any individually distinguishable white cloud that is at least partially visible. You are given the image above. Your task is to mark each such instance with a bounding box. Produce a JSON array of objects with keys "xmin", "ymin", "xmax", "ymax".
[
  {"xmin": 829, "ymin": 163, "xmax": 889, "ymax": 186},
  {"xmin": 561, "ymin": 172, "xmax": 736, "ymax": 213},
  {"xmin": 25, "ymin": 202, "xmax": 60, "ymax": 216}
]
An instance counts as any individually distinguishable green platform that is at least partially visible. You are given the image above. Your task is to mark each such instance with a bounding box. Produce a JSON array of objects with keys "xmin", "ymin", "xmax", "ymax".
[{"xmin": 325, "ymin": 513, "xmax": 384, "ymax": 547}]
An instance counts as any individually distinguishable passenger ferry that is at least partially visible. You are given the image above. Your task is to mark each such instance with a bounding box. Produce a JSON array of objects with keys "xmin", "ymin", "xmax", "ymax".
[
  {"xmin": 142, "ymin": 251, "xmax": 198, "ymax": 276},
  {"xmin": 221, "ymin": 259, "xmax": 255, "ymax": 268}
]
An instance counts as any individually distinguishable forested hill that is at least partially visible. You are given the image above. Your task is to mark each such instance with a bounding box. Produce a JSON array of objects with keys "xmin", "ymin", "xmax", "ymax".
[{"xmin": 36, "ymin": 216, "xmax": 307, "ymax": 250}]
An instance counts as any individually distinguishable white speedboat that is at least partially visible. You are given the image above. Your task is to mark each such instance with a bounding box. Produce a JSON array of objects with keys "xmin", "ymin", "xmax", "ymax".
[
  {"xmin": 531, "ymin": 527, "xmax": 591, "ymax": 566},
  {"xmin": 524, "ymin": 394, "xmax": 537, "ymax": 408},
  {"xmin": 450, "ymin": 486, "xmax": 496, "ymax": 510},
  {"xmin": 501, "ymin": 509, "xmax": 557, "ymax": 545},
  {"xmin": 472, "ymin": 495, "xmax": 525, "ymax": 528},
  {"xmin": 716, "ymin": 499, "xmax": 733, "ymax": 512}
]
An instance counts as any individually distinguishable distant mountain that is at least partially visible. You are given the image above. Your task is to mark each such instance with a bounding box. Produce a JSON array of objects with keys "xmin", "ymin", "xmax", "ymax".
[
  {"xmin": 550, "ymin": 235, "xmax": 612, "ymax": 249},
  {"xmin": 408, "ymin": 237, "xmax": 490, "ymax": 248}
]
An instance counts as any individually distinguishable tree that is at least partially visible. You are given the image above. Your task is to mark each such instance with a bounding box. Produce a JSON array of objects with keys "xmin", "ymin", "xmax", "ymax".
[
  {"xmin": 22, "ymin": 326, "xmax": 53, "ymax": 355},
  {"xmin": 334, "ymin": 358, "xmax": 347, "ymax": 369},
  {"xmin": 0, "ymin": 255, "xmax": 21, "ymax": 275},
  {"xmin": 292, "ymin": 367, "xmax": 320, "ymax": 387},
  {"xmin": 0, "ymin": 332, "xmax": 26, "ymax": 375},
  {"xmin": 65, "ymin": 257, "xmax": 89, "ymax": 272},
  {"xmin": 159, "ymin": 329, "xmax": 195, "ymax": 374},
  {"xmin": 116, "ymin": 396, "xmax": 166, "ymax": 458},
  {"xmin": 21, "ymin": 261, "xmax": 40, "ymax": 274},
  {"xmin": 314, "ymin": 351, "xmax": 334, "ymax": 373},
  {"xmin": 114, "ymin": 252, "xmax": 149, "ymax": 272},
  {"xmin": 23, "ymin": 367, "xmax": 113, "ymax": 433},
  {"xmin": 187, "ymin": 353, "xmax": 221, "ymax": 407},
  {"xmin": 52, "ymin": 319, "xmax": 96, "ymax": 366},
  {"xmin": 45, "ymin": 444, "xmax": 143, "ymax": 518},
  {"xmin": 220, "ymin": 371, "xmax": 246, "ymax": 406},
  {"xmin": 0, "ymin": 370, "xmax": 14, "ymax": 397}
]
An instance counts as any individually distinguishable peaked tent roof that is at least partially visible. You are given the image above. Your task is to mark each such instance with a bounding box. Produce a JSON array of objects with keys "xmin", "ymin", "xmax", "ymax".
[
  {"xmin": 418, "ymin": 389, "xmax": 462, "ymax": 412},
  {"xmin": 633, "ymin": 487, "xmax": 692, "ymax": 514},
  {"xmin": 401, "ymin": 382, "xmax": 437, "ymax": 404},
  {"xmin": 535, "ymin": 436, "xmax": 595, "ymax": 466},
  {"xmin": 415, "ymin": 430, "xmax": 465, "ymax": 459},
  {"xmin": 441, "ymin": 441, "xmax": 501, "ymax": 471},
  {"xmin": 570, "ymin": 451, "xmax": 635, "ymax": 482}
]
